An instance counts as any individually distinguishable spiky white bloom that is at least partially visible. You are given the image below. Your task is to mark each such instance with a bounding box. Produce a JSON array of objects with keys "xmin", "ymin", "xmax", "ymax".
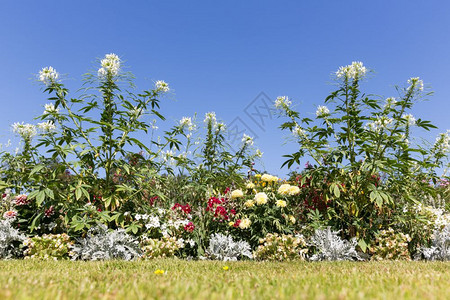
[
  {"xmin": 402, "ymin": 114, "xmax": 416, "ymax": 126},
  {"xmin": 179, "ymin": 117, "xmax": 195, "ymax": 131},
  {"xmin": 216, "ymin": 122, "xmax": 226, "ymax": 133},
  {"xmin": 155, "ymin": 80, "xmax": 170, "ymax": 93},
  {"xmin": 242, "ymin": 134, "xmax": 254, "ymax": 146},
  {"xmin": 43, "ymin": 103, "xmax": 60, "ymax": 115},
  {"xmin": 335, "ymin": 61, "xmax": 367, "ymax": 81},
  {"xmin": 433, "ymin": 130, "xmax": 450, "ymax": 154},
  {"xmin": 254, "ymin": 192, "xmax": 268, "ymax": 205},
  {"xmin": 38, "ymin": 66, "xmax": 59, "ymax": 86},
  {"xmin": 98, "ymin": 53, "xmax": 121, "ymax": 78},
  {"xmin": 11, "ymin": 122, "xmax": 37, "ymax": 140},
  {"xmin": 365, "ymin": 116, "xmax": 393, "ymax": 132},
  {"xmin": 385, "ymin": 97, "xmax": 397, "ymax": 108},
  {"xmin": 316, "ymin": 105, "xmax": 330, "ymax": 118},
  {"xmin": 239, "ymin": 218, "xmax": 251, "ymax": 229},
  {"xmin": 231, "ymin": 189, "xmax": 244, "ymax": 199},
  {"xmin": 204, "ymin": 112, "xmax": 217, "ymax": 126},
  {"xmin": 255, "ymin": 149, "xmax": 263, "ymax": 158},
  {"xmin": 275, "ymin": 96, "xmax": 292, "ymax": 110},
  {"xmin": 292, "ymin": 125, "xmax": 305, "ymax": 138},
  {"xmin": 37, "ymin": 121, "xmax": 56, "ymax": 133},
  {"xmin": 407, "ymin": 77, "xmax": 424, "ymax": 92}
]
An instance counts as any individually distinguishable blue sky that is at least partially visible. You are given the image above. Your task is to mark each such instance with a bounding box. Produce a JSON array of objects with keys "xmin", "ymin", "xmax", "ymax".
[{"xmin": 0, "ymin": 0, "xmax": 449, "ymax": 177}]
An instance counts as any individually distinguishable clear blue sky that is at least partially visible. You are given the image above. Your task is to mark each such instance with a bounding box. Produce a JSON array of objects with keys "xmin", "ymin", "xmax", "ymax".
[{"xmin": 1, "ymin": 0, "xmax": 449, "ymax": 177}]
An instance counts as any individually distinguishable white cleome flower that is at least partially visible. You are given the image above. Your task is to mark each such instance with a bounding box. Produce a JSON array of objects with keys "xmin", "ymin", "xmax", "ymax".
[
  {"xmin": 292, "ymin": 125, "xmax": 305, "ymax": 138},
  {"xmin": 255, "ymin": 149, "xmax": 263, "ymax": 158},
  {"xmin": 204, "ymin": 112, "xmax": 217, "ymax": 126},
  {"xmin": 43, "ymin": 103, "xmax": 60, "ymax": 115},
  {"xmin": 179, "ymin": 117, "xmax": 195, "ymax": 131},
  {"xmin": 316, "ymin": 105, "xmax": 330, "ymax": 118},
  {"xmin": 275, "ymin": 96, "xmax": 292, "ymax": 110},
  {"xmin": 335, "ymin": 61, "xmax": 367, "ymax": 81},
  {"xmin": 155, "ymin": 80, "xmax": 170, "ymax": 93},
  {"xmin": 407, "ymin": 77, "xmax": 424, "ymax": 92},
  {"xmin": 242, "ymin": 134, "xmax": 254, "ymax": 146},
  {"xmin": 39, "ymin": 67, "xmax": 59, "ymax": 86},
  {"xmin": 37, "ymin": 121, "xmax": 56, "ymax": 133},
  {"xmin": 433, "ymin": 130, "xmax": 450, "ymax": 154},
  {"xmin": 402, "ymin": 114, "xmax": 416, "ymax": 126},
  {"xmin": 11, "ymin": 122, "xmax": 37, "ymax": 140},
  {"xmin": 98, "ymin": 53, "xmax": 121, "ymax": 78}
]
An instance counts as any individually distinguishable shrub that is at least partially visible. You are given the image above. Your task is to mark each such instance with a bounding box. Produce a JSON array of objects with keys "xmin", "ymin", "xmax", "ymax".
[
  {"xmin": 0, "ymin": 219, "xmax": 25, "ymax": 259},
  {"xmin": 141, "ymin": 236, "xmax": 183, "ymax": 259},
  {"xmin": 70, "ymin": 225, "xmax": 141, "ymax": 260},
  {"xmin": 206, "ymin": 233, "xmax": 252, "ymax": 261},
  {"xmin": 369, "ymin": 228, "xmax": 411, "ymax": 260},
  {"xmin": 309, "ymin": 227, "xmax": 361, "ymax": 261},
  {"xmin": 253, "ymin": 233, "xmax": 307, "ymax": 261},
  {"xmin": 23, "ymin": 233, "xmax": 72, "ymax": 260},
  {"xmin": 416, "ymin": 224, "xmax": 450, "ymax": 261}
]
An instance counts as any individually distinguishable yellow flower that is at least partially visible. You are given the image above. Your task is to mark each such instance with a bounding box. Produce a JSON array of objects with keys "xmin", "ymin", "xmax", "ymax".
[
  {"xmin": 223, "ymin": 266, "xmax": 229, "ymax": 271},
  {"xmin": 239, "ymin": 218, "xmax": 251, "ymax": 229},
  {"xmin": 231, "ymin": 189, "xmax": 244, "ymax": 199},
  {"xmin": 246, "ymin": 182, "xmax": 255, "ymax": 189},
  {"xmin": 154, "ymin": 269, "xmax": 165, "ymax": 275},
  {"xmin": 261, "ymin": 174, "xmax": 278, "ymax": 182},
  {"xmin": 278, "ymin": 184, "xmax": 291, "ymax": 195},
  {"xmin": 255, "ymin": 174, "xmax": 262, "ymax": 178},
  {"xmin": 244, "ymin": 200, "xmax": 255, "ymax": 208},
  {"xmin": 276, "ymin": 200, "xmax": 287, "ymax": 208},
  {"xmin": 288, "ymin": 186, "xmax": 300, "ymax": 196},
  {"xmin": 289, "ymin": 215, "xmax": 296, "ymax": 224},
  {"xmin": 254, "ymin": 192, "xmax": 268, "ymax": 205},
  {"xmin": 228, "ymin": 221, "xmax": 235, "ymax": 227}
]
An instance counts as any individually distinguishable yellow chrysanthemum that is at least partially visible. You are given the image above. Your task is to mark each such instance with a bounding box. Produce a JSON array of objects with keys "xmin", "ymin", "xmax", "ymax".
[
  {"xmin": 278, "ymin": 184, "xmax": 291, "ymax": 195},
  {"xmin": 239, "ymin": 218, "xmax": 251, "ymax": 229},
  {"xmin": 276, "ymin": 200, "xmax": 287, "ymax": 208},
  {"xmin": 289, "ymin": 215, "xmax": 296, "ymax": 224},
  {"xmin": 254, "ymin": 192, "xmax": 268, "ymax": 205},
  {"xmin": 289, "ymin": 186, "xmax": 300, "ymax": 196},
  {"xmin": 244, "ymin": 200, "xmax": 255, "ymax": 208},
  {"xmin": 231, "ymin": 189, "xmax": 244, "ymax": 199},
  {"xmin": 246, "ymin": 182, "xmax": 255, "ymax": 189}
]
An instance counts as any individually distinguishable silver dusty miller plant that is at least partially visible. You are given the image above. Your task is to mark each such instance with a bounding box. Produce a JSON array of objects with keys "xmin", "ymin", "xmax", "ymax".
[
  {"xmin": 206, "ymin": 233, "xmax": 252, "ymax": 261},
  {"xmin": 0, "ymin": 219, "xmax": 25, "ymax": 259},
  {"xmin": 416, "ymin": 224, "xmax": 450, "ymax": 261},
  {"xmin": 309, "ymin": 227, "xmax": 361, "ymax": 261},
  {"xmin": 71, "ymin": 224, "xmax": 141, "ymax": 261}
]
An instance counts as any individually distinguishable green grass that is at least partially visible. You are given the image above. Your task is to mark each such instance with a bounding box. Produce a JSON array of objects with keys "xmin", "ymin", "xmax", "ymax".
[{"xmin": 0, "ymin": 260, "xmax": 449, "ymax": 299}]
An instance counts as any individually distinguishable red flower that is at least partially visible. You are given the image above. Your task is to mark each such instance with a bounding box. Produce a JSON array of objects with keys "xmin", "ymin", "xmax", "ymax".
[
  {"xmin": 184, "ymin": 222, "xmax": 195, "ymax": 233},
  {"xmin": 172, "ymin": 203, "xmax": 191, "ymax": 214},
  {"xmin": 233, "ymin": 219, "xmax": 241, "ymax": 227},
  {"xmin": 44, "ymin": 206, "xmax": 55, "ymax": 217}
]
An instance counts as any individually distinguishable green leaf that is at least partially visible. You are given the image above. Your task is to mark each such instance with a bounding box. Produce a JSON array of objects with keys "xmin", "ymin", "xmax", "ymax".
[
  {"xmin": 358, "ymin": 238, "xmax": 368, "ymax": 252},
  {"xmin": 36, "ymin": 190, "xmax": 46, "ymax": 206}
]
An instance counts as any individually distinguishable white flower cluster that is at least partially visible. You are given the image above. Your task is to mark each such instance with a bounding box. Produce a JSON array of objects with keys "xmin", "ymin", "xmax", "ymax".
[
  {"xmin": 433, "ymin": 130, "xmax": 450, "ymax": 154},
  {"xmin": 316, "ymin": 105, "xmax": 330, "ymax": 118},
  {"xmin": 335, "ymin": 61, "xmax": 367, "ymax": 81},
  {"xmin": 204, "ymin": 112, "xmax": 217, "ymax": 126},
  {"xmin": 292, "ymin": 125, "xmax": 305, "ymax": 138},
  {"xmin": 365, "ymin": 117, "xmax": 393, "ymax": 132},
  {"xmin": 402, "ymin": 114, "xmax": 416, "ymax": 126},
  {"xmin": 43, "ymin": 103, "xmax": 60, "ymax": 115},
  {"xmin": 11, "ymin": 122, "xmax": 37, "ymax": 140},
  {"xmin": 255, "ymin": 149, "xmax": 263, "ymax": 158},
  {"xmin": 179, "ymin": 117, "xmax": 195, "ymax": 131},
  {"xmin": 155, "ymin": 80, "xmax": 170, "ymax": 93},
  {"xmin": 39, "ymin": 67, "xmax": 59, "ymax": 86},
  {"xmin": 98, "ymin": 53, "xmax": 121, "ymax": 78},
  {"xmin": 242, "ymin": 133, "xmax": 254, "ymax": 146},
  {"xmin": 274, "ymin": 96, "xmax": 292, "ymax": 110},
  {"xmin": 384, "ymin": 97, "xmax": 397, "ymax": 109},
  {"xmin": 37, "ymin": 121, "xmax": 56, "ymax": 133},
  {"xmin": 407, "ymin": 77, "xmax": 424, "ymax": 92}
]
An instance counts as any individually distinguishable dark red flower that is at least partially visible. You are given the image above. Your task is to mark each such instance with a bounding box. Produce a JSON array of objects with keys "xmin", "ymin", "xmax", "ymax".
[{"xmin": 184, "ymin": 222, "xmax": 195, "ymax": 233}]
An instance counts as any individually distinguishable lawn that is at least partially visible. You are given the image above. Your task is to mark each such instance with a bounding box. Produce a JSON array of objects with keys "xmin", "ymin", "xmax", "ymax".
[{"xmin": 0, "ymin": 260, "xmax": 448, "ymax": 299}]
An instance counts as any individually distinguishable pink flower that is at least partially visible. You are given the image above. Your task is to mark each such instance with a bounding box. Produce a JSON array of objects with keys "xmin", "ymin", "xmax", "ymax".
[{"xmin": 3, "ymin": 210, "xmax": 18, "ymax": 219}]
